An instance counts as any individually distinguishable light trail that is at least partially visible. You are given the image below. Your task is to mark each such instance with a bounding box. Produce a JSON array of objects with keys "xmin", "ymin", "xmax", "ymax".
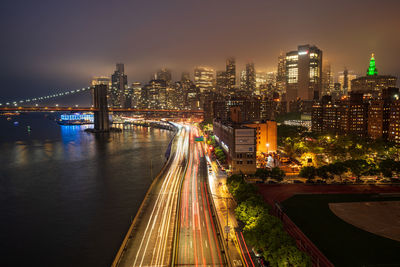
[
  {"xmin": 240, "ymin": 232, "xmax": 255, "ymax": 267},
  {"xmin": 117, "ymin": 126, "xmax": 189, "ymax": 267},
  {"xmin": 176, "ymin": 126, "xmax": 225, "ymax": 267}
]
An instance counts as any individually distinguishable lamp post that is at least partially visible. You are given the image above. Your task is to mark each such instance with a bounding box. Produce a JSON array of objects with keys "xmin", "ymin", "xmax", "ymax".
[{"xmin": 213, "ymin": 193, "xmax": 234, "ymax": 249}]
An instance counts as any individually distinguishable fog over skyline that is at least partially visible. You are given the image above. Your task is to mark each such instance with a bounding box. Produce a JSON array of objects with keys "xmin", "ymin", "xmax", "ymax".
[{"xmin": 1, "ymin": 0, "xmax": 400, "ymax": 101}]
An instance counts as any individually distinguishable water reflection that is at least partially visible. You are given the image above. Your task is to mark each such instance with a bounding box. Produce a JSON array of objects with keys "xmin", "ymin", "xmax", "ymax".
[{"xmin": 0, "ymin": 114, "xmax": 173, "ymax": 267}]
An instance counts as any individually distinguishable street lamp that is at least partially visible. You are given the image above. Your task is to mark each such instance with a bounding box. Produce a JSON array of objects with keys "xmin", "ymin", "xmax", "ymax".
[
  {"xmin": 266, "ymin": 143, "xmax": 270, "ymax": 154},
  {"xmin": 212, "ymin": 193, "xmax": 234, "ymax": 248}
]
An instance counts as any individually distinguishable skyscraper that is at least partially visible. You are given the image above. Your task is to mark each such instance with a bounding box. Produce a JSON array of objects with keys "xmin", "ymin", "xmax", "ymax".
[
  {"xmin": 194, "ymin": 67, "xmax": 214, "ymax": 93},
  {"xmin": 338, "ymin": 68, "xmax": 357, "ymax": 95},
  {"xmin": 322, "ymin": 63, "xmax": 334, "ymax": 96},
  {"xmin": 156, "ymin": 68, "xmax": 172, "ymax": 83},
  {"xmin": 216, "ymin": 70, "xmax": 227, "ymax": 95},
  {"xmin": 144, "ymin": 79, "xmax": 167, "ymax": 109},
  {"xmin": 285, "ymin": 45, "xmax": 323, "ymax": 102},
  {"xmin": 226, "ymin": 57, "xmax": 236, "ymax": 93},
  {"xmin": 181, "ymin": 72, "xmax": 190, "ymax": 82},
  {"xmin": 131, "ymin": 82, "xmax": 142, "ymax": 108},
  {"xmin": 276, "ymin": 53, "xmax": 286, "ymax": 95},
  {"xmin": 111, "ymin": 63, "xmax": 128, "ymax": 107},
  {"xmin": 244, "ymin": 62, "xmax": 256, "ymax": 93},
  {"xmin": 367, "ymin": 53, "xmax": 378, "ymax": 76},
  {"xmin": 90, "ymin": 76, "xmax": 111, "ymax": 107}
]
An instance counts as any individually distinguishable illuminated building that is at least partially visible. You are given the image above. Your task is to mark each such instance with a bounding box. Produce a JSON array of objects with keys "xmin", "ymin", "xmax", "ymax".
[
  {"xmin": 216, "ymin": 70, "xmax": 227, "ymax": 95},
  {"xmin": 322, "ymin": 63, "xmax": 334, "ymax": 96},
  {"xmin": 285, "ymin": 45, "xmax": 323, "ymax": 104},
  {"xmin": 276, "ymin": 53, "xmax": 286, "ymax": 96},
  {"xmin": 111, "ymin": 63, "xmax": 128, "ymax": 108},
  {"xmin": 181, "ymin": 72, "xmax": 190, "ymax": 82},
  {"xmin": 369, "ymin": 88, "xmax": 399, "ymax": 140},
  {"xmin": 90, "ymin": 76, "xmax": 111, "ymax": 106},
  {"xmin": 351, "ymin": 54, "xmax": 397, "ymax": 98},
  {"xmin": 194, "ymin": 67, "xmax": 214, "ymax": 93},
  {"xmin": 389, "ymin": 100, "xmax": 400, "ymax": 144},
  {"xmin": 212, "ymin": 98, "xmax": 260, "ymax": 123},
  {"xmin": 156, "ymin": 68, "xmax": 172, "ymax": 83},
  {"xmin": 331, "ymin": 82, "xmax": 342, "ymax": 100},
  {"xmin": 243, "ymin": 121, "xmax": 277, "ymax": 154},
  {"xmin": 338, "ymin": 68, "xmax": 357, "ymax": 94},
  {"xmin": 239, "ymin": 70, "xmax": 247, "ymax": 91},
  {"xmin": 226, "ymin": 57, "xmax": 236, "ymax": 93},
  {"xmin": 123, "ymin": 87, "xmax": 134, "ymax": 108},
  {"xmin": 311, "ymin": 100, "xmax": 324, "ymax": 132},
  {"xmin": 255, "ymin": 72, "xmax": 267, "ymax": 95},
  {"xmin": 312, "ymin": 93, "xmax": 369, "ymax": 137},
  {"xmin": 91, "ymin": 76, "xmax": 111, "ymax": 87},
  {"xmin": 244, "ymin": 62, "xmax": 256, "ymax": 93},
  {"xmin": 131, "ymin": 82, "xmax": 142, "ymax": 108},
  {"xmin": 213, "ymin": 119, "xmax": 256, "ymax": 174},
  {"xmin": 143, "ymin": 79, "xmax": 167, "ymax": 109}
]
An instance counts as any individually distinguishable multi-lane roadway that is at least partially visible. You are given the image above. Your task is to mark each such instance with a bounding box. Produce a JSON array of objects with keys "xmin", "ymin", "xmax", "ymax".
[
  {"xmin": 115, "ymin": 125, "xmax": 250, "ymax": 267},
  {"xmin": 176, "ymin": 127, "xmax": 226, "ymax": 266},
  {"xmin": 117, "ymin": 126, "xmax": 189, "ymax": 267}
]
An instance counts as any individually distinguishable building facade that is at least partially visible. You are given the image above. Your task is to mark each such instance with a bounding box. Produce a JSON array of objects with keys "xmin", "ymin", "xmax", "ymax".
[
  {"xmin": 285, "ymin": 45, "xmax": 323, "ymax": 103},
  {"xmin": 111, "ymin": 63, "xmax": 128, "ymax": 108},
  {"xmin": 213, "ymin": 119, "xmax": 256, "ymax": 174}
]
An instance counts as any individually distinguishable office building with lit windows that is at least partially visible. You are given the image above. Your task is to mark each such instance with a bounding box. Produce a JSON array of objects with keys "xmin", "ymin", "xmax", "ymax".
[
  {"xmin": 111, "ymin": 63, "xmax": 128, "ymax": 108},
  {"xmin": 285, "ymin": 45, "xmax": 323, "ymax": 104},
  {"xmin": 244, "ymin": 62, "xmax": 256, "ymax": 93},
  {"xmin": 194, "ymin": 67, "xmax": 214, "ymax": 93},
  {"xmin": 226, "ymin": 57, "xmax": 236, "ymax": 93},
  {"xmin": 213, "ymin": 119, "xmax": 256, "ymax": 174},
  {"xmin": 389, "ymin": 100, "xmax": 400, "ymax": 144},
  {"xmin": 338, "ymin": 68, "xmax": 357, "ymax": 95},
  {"xmin": 369, "ymin": 87, "xmax": 399, "ymax": 140},
  {"xmin": 276, "ymin": 53, "xmax": 286, "ymax": 96}
]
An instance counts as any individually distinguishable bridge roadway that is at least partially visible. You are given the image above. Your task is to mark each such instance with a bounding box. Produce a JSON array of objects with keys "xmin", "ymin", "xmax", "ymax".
[
  {"xmin": 0, "ymin": 106, "xmax": 203, "ymax": 114},
  {"xmin": 116, "ymin": 126, "xmax": 189, "ymax": 267}
]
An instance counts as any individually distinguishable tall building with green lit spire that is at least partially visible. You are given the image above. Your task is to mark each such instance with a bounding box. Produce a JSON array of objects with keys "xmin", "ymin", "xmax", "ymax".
[
  {"xmin": 351, "ymin": 53, "xmax": 396, "ymax": 98},
  {"xmin": 367, "ymin": 53, "xmax": 378, "ymax": 76}
]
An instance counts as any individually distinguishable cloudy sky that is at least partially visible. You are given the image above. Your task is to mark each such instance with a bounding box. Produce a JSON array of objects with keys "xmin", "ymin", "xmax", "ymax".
[{"xmin": 1, "ymin": 0, "xmax": 399, "ymax": 102}]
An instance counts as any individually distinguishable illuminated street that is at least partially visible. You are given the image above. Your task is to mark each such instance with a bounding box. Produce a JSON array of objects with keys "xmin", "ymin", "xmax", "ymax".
[
  {"xmin": 176, "ymin": 127, "xmax": 226, "ymax": 266},
  {"xmin": 117, "ymin": 126, "xmax": 189, "ymax": 267},
  {"xmin": 205, "ymin": 149, "xmax": 254, "ymax": 267}
]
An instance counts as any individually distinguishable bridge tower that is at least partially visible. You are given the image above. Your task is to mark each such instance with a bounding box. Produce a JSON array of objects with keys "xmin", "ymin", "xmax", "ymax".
[{"xmin": 93, "ymin": 84, "xmax": 110, "ymax": 132}]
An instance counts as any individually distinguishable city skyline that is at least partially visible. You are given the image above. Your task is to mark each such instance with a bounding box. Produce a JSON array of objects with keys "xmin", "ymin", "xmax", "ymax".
[{"xmin": 1, "ymin": 0, "xmax": 400, "ymax": 101}]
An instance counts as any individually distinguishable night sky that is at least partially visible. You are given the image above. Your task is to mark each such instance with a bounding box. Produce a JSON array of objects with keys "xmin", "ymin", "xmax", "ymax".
[{"xmin": 1, "ymin": 0, "xmax": 399, "ymax": 103}]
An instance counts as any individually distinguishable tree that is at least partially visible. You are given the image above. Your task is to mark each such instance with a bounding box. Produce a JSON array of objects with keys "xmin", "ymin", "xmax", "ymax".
[
  {"xmin": 270, "ymin": 167, "xmax": 286, "ymax": 182},
  {"xmin": 316, "ymin": 165, "xmax": 331, "ymax": 180},
  {"xmin": 255, "ymin": 168, "xmax": 271, "ymax": 182},
  {"xmin": 235, "ymin": 197, "xmax": 268, "ymax": 225},
  {"xmin": 299, "ymin": 166, "xmax": 316, "ymax": 180},
  {"xmin": 344, "ymin": 159, "xmax": 369, "ymax": 182},
  {"xmin": 329, "ymin": 162, "xmax": 347, "ymax": 182},
  {"xmin": 274, "ymin": 245, "xmax": 311, "ymax": 267},
  {"xmin": 379, "ymin": 159, "xmax": 397, "ymax": 178}
]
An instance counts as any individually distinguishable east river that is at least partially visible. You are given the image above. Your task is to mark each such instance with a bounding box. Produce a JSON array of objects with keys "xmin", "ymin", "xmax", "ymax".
[{"xmin": 0, "ymin": 113, "xmax": 174, "ymax": 267}]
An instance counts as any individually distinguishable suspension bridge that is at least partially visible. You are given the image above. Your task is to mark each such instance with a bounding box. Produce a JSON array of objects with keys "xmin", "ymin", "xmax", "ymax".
[{"xmin": 0, "ymin": 85, "xmax": 203, "ymax": 132}]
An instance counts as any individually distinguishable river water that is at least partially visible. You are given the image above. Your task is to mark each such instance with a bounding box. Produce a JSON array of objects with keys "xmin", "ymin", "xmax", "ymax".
[{"xmin": 0, "ymin": 113, "xmax": 174, "ymax": 267}]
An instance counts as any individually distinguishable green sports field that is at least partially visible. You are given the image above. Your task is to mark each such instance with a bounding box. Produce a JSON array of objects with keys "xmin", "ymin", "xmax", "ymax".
[{"xmin": 282, "ymin": 194, "xmax": 400, "ymax": 267}]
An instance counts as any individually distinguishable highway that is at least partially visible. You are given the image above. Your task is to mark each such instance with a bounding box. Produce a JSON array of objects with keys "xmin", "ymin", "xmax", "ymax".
[
  {"xmin": 176, "ymin": 127, "xmax": 226, "ymax": 266},
  {"xmin": 116, "ymin": 126, "xmax": 189, "ymax": 267},
  {"xmin": 205, "ymin": 145, "xmax": 256, "ymax": 267}
]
